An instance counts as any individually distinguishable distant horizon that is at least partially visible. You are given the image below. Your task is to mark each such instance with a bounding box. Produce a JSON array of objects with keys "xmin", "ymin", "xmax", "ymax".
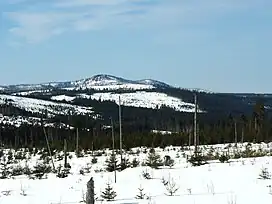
[
  {"xmin": 1, "ymin": 73, "xmax": 272, "ymax": 95},
  {"xmin": 1, "ymin": 0, "xmax": 271, "ymax": 93}
]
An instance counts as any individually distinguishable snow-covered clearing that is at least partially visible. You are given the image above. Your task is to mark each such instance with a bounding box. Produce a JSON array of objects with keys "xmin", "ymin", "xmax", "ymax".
[
  {"xmin": 90, "ymin": 92, "xmax": 201, "ymax": 112},
  {"xmin": 0, "ymin": 143, "xmax": 272, "ymax": 204},
  {"xmin": 50, "ymin": 91, "xmax": 202, "ymax": 112},
  {"xmin": 0, "ymin": 94, "xmax": 94, "ymax": 117}
]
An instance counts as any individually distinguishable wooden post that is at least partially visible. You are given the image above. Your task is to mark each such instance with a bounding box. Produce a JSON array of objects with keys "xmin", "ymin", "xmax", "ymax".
[
  {"xmin": 111, "ymin": 117, "xmax": 116, "ymax": 183},
  {"xmin": 194, "ymin": 93, "xmax": 198, "ymax": 156},
  {"xmin": 234, "ymin": 120, "xmax": 237, "ymax": 145},
  {"xmin": 64, "ymin": 139, "xmax": 67, "ymax": 168},
  {"xmin": 42, "ymin": 115, "xmax": 55, "ymax": 171},
  {"xmin": 76, "ymin": 128, "xmax": 79, "ymax": 156},
  {"xmin": 241, "ymin": 126, "xmax": 244, "ymax": 144},
  {"xmin": 86, "ymin": 177, "xmax": 95, "ymax": 204},
  {"xmin": 119, "ymin": 96, "xmax": 123, "ymax": 163}
]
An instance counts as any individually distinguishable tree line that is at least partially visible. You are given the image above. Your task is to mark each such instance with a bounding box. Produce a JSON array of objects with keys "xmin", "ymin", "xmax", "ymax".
[{"xmin": 0, "ymin": 96, "xmax": 270, "ymax": 151}]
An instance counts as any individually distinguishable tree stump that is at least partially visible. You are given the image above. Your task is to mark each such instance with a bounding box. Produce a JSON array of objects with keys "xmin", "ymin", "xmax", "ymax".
[{"xmin": 86, "ymin": 177, "xmax": 95, "ymax": 204}]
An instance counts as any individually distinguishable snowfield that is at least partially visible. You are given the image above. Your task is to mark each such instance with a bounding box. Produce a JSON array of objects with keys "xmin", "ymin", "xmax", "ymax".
[
  {"xmin": 0, "ymin": 94, "xmax": 94, "ymax": 117},
  {"xmin": 0, "ymin": 143, "xmax": 272, "ymax": 204},
  {"xmin": 0, "ymin": 114, "xmax": 75, "ymax": 128},
  {"xmin": 50, "ymin": 91, "xmax": 202, "ymax": 112},
  {"xmin": 90, "ymin": 92, "xmax": 201, "ymax": 112}
]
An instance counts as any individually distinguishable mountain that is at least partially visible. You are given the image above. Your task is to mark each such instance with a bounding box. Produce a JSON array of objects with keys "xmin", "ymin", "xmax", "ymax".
[
  {"xmin": 1, "ymin": 74, "xmax": 272, "ymax": 130},
  {"xmin": 1, "ymin": 74, "xmax": 172, "ymax": 92}
]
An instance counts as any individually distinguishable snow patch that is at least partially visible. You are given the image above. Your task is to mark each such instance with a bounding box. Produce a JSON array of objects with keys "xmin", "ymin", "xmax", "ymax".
[
  {"xmin": 0, "ymin": 94, "xmax": 94, "ymax": 117},
  {"xmin": 51, "ymin": 95, "xmax": 75, "ymax": 102}
]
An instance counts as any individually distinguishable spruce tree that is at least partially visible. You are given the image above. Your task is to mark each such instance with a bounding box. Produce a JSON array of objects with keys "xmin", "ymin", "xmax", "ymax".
[
  {"xmin": 131, "ymin": 157, "xmax": 140, "ymax": 168},
  {"xmin": 120, "ymin": 157, "xmax": 130, "ymax": 171},
  {"xmin": 145, "ymin": 149, "xmax": 163, "ymax": 169},
  {"xmin": 135, "ymin": 185, "xmax": 146, "ymax": 199},
  {"xmin": 101, "ymin": 182, "xmax": 117, "ymax": 201},
  {"xmin": 105, "ymin": 153, "xmax": 118, "ymax": 172}
]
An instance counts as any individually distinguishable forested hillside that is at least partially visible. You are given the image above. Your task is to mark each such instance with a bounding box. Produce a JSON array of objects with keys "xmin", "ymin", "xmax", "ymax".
[{"xmin": 0, "ymin": 83, "xmax": 271, "ymax": 152}]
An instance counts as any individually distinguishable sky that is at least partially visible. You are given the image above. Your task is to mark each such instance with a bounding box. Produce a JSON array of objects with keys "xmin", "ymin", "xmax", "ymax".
[{"xmin": 0, "ymin": 0, "xmax": 271, "ymax": 93}]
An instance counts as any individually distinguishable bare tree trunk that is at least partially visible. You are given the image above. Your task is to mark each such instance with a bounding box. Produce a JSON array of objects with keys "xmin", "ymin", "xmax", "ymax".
[
  {"xmin": 24, "ymin": 131, "xmax": 27, "ymax": 147},
  {"xmin": 76, "ymin": 128, "xmax": 79, "ymax": 156},
  {"xmin": 241, "ymin": 126, "xmax": 244, "ymax": 144},
  {"xmin": 64, "ymin": 139, "xmax": 68, "ymax": 168},
  {"xmin": 234, "ymin": 120, "xmax": 237, "ymax": 145},
  {"xmin": 194, "ymin": 93, "xmax": 198, "ymax": 156}
]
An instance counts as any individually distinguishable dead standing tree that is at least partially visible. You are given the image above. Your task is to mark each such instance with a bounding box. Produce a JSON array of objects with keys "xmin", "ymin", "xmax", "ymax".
[{"xmin": 86, "ymin": 177, "xmax": 95, "ymax": 204}]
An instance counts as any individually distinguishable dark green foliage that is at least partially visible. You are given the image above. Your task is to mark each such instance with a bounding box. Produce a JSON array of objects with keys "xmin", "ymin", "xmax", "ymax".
[
  {"xmin": 0, "ymin": 157, "xmax": 10, "ymax": 179},
  {"xmin": 32, "ymin": 162, "xmax": 52, "ymax": 179},
  {"xmin": 76, "ymin": 150, "xmax": 84, "ymax": 158},
  {"xmin": 219, "ymin": 154, "xmax": 230, "ymax": 163},
  {"xmin": 14, "ymin": 151, "xmax": 26, "ymax": 160},
  {"xmin": 56, "ymin": 164, "xmax": 70, "ymax": 178},
  {"xmin": 131, "ymin": 157, "xmax": 140, "ymax": 168},
  {"xmin": 188, "ymin": 154, "xmax": 208, "ymax": 166},
  {"xmin": 259, "ymin": 167, "xmax": 271, "ymax": 180},
  {"xmin": 7, "ymin": 150, "xmax": 13, "ymax": 163},
  {"xmin": 91, "ymin": 157, "xmax": 98, "ymax": 164},
  {"xmin": 145, "ymin": 150, "xmax": 163, "ymax": 169},
  {"xmin": 120, "ymin": 157, "xmax": 130, "ymax": 171},
  {"xmin": 101, "ymin": 183, "xmax": 117, "ymax": 201},
  {"xmin": 10, "ymin": 164, "xmax": 24, "ymax": 176},
  {"xmin": 135, "ymin": 186, "xmax": 146, "ymax": 199},
  {"xmin": 164, "ymin": 155, "xmax": 175, "ymax": 168},
  {"xmin": 105, "ymin": 153, "xmax": 118, "ymax": 172},
  {"xmin": 1, "ymin": 88, "xmax": 272, "ymax": 152},
  {"xmin": 23, "ymin": 164, "xmax": 31, "ymax": 175},
  {"xmin": 142, "ymin": 169, "xmax": 151, "ymax": 179}
]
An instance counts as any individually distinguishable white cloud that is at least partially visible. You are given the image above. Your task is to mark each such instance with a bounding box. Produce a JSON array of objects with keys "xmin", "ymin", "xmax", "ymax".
[
  {"xmin": 2, "ymin": 0, "xmax": 269, "ymax": 43},
  {"xmin": 4, "ymin": 11, "xmax": 82, "ymax": 43}
]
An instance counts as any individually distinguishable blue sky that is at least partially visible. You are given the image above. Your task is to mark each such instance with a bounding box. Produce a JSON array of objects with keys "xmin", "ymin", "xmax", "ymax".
[{"xmin": 0, "ymin": 0, "xmax": 271, "ymax": 93}]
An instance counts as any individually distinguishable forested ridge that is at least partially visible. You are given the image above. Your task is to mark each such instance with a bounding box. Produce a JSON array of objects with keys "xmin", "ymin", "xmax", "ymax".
[{"xmin": 0, "ymin": 87, "xmax": 272, "ymax": 151}]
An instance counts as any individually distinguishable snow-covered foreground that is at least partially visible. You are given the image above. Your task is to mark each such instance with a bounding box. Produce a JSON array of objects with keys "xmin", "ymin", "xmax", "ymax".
[{"xmin": 1, "ymin": 144, "xmax": 272, "ymax": 204}]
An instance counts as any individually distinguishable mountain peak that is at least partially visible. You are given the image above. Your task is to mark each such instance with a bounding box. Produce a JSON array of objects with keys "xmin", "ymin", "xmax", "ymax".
[
  {"xmin": 88, "ymin": 74, "xmax": 129, "ymax": 84},
  {"xmin": 1, "ymin": 74, "xmax": 173, "ymax": 92},
  {"xmin": 89, "ymin": 74, "xmax": 121, "ymax": 82}
]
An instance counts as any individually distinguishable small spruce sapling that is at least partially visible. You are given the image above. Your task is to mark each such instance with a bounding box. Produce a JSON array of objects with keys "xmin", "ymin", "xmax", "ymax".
[
  {"xmin": 135, "ymin": 185, "xmax": 146, "ymax": 199},
  {"xmin": 0, "ymin": 156, "xmax": 10, "ymax": 179},
  {"xmin": 164, "ymin": 176, "xmax": 179, "ymax": 196},
  {"xmin": 91, "ymin": 157, "xmax": 98, "ymax": 164},
  {"xmin": 219, "ymin": 154, "xmax": 230, "ymax": 163},
  {"xmin": 259, "ymin": 167, "xmax": 271, "ymax": 180},
  {"xmin": 120, "ymin": 157, "xmax": 130, "ymax": 171},
  {"xmin": 101, "ymin": 182, "xmax": 117, "ymax": 201},
  {"xmin": 145, "ymin": 149, "xmax": 163, "ymax": 169},
  {"xmin": 105, "ymin": 153, "xmax": 118, "ymax": 172},
  {"xmin": 142, "ymin": 168, "xmax": 152, "ymax": 179},
  {"xmin": 164, "ymin": 155, "xmax": 175, "ymax": 168},
  {"xmin": 131, "ymin": 157, "xmax": 140, "ymax": 168}
]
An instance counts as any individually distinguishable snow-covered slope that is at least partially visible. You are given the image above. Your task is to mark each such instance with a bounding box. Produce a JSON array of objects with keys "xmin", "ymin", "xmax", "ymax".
[
  {"xmin": 62, "ymin": 75, "xmax": 168, "ymax": 91},
  {"xmin": 0, "ymin": 94, "xmax": 94, "ymax": 117},
  {"xmin": 0, "ymin": 114, "xmax": 74, "ymax": 128},
  {"xmin": 50, "ymin": 91, "xmax": 202, "ymax": 112},
  {"xmin": 2, "ymin": 74, "xmax": 172, "ymax": 92},
  {"xmin": 89, "ymin": 91, "xmax": 201, "ymax": 112}
]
